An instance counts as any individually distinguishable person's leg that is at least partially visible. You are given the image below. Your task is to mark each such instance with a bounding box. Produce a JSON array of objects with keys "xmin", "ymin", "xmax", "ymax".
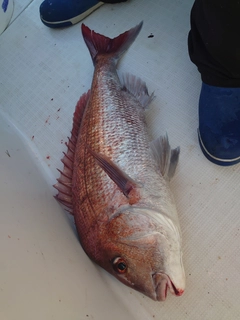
[
  {"xmin": 188, "ymin": 0, "xmax": 240, "ymax": 165},
  {"xmin": 40, "ymin": 0, "xmax": 127, "ymax": 29}
]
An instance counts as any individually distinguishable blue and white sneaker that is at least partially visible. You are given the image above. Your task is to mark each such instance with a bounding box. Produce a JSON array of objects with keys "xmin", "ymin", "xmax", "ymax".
[
  {"xmin": 198, "ymin": 82, "xmax": 240, "ymax": 166},
  {"xmin": 40, "ymin": 0, "xmax": 127, "ymax": 28},
  {"xmin": 40, "ymin": 0, "xmax": 104, "ymax": 28},
  {"xmin": 0, "ymin": 0, "xmax": 14, "ymax": 35}
]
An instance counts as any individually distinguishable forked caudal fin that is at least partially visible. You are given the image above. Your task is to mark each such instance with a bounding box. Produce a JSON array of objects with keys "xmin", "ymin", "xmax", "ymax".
[{"xmin": 81, "ymin": 21, "xmax": 143, "ymax": 65}]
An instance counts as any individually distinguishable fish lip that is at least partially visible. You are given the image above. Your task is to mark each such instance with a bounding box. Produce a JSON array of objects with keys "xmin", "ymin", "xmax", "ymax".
[{"xmin": 152, "ymin": 273, "xmax": 184, "ymax": 301}]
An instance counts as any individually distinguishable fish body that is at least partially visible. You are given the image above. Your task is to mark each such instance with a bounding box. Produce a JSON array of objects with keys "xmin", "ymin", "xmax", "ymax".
[{"xmin": 54, "ymin": 22, "xmax": 185, "ymax": 301}]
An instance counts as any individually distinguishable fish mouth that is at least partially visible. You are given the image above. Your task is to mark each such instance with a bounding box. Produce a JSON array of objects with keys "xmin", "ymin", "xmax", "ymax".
[{"xmin": 152, "ymin": 273, "xmax": 184, "ymax": 301}]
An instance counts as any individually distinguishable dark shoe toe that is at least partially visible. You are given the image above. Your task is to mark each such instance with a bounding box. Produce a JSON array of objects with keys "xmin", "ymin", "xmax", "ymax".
[
  {"xmin": 198, "ymin": 83, "xmax": 240, "ymax": 166},
  {"xmin": 40, "ymin": 0, "xmax": 102, "ymax": 28}
]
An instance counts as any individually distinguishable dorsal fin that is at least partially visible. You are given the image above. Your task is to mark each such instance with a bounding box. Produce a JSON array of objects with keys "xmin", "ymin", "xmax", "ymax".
[{"xmin": 54, "ymin": 90, "xmax": 91, "ymax": 213}]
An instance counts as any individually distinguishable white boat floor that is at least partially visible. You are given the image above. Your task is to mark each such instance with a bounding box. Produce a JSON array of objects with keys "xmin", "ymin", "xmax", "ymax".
[{"xmin": 0, "ymin": 0, "xmax": 239, "ymax": 319}]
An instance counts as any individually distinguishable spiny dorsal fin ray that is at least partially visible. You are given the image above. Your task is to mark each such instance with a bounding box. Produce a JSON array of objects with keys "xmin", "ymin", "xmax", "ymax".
[{"xmin": 53, "ymin": 90, "xmax": 91, "ymax": 214}]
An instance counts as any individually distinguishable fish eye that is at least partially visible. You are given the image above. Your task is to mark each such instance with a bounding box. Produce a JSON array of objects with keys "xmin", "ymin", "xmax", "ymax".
[{"xmin": 112, "ymin": 257, "xmax": 128, "ymax": 274}]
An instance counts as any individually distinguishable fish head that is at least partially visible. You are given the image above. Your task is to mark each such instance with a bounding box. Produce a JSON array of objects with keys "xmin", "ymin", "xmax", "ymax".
[{"xmin": 99, "ymin": 206, "xmax": 185, "ymax": 301}]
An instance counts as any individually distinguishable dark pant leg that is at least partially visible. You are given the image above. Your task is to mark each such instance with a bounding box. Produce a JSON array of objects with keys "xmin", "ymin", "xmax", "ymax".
[{"xmin": 188, "ymin": 0, "xmax": 240, "ymax": 87}]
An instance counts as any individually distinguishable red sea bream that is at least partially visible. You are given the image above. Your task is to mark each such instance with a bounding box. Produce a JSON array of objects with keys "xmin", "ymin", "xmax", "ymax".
[{"xmin": 54, "ymin": 22, "xmax": 185, "ymax": 301}]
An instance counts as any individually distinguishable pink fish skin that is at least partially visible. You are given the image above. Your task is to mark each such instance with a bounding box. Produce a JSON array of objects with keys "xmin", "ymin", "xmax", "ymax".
[{"xmin": 54, "ymin": 22, "xmax": 185, "ymax": 301}]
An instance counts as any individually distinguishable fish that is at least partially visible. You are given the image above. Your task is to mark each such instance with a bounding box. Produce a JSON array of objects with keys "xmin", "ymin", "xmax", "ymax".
[{"xmin": 54, "ymin": 21, "xmax": 185, "ymax": 301}]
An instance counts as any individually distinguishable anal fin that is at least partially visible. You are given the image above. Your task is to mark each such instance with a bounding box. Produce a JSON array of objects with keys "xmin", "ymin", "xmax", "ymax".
[{"xmin": 120, "ymin": 72, "xmax": 155, "ymax": 109}]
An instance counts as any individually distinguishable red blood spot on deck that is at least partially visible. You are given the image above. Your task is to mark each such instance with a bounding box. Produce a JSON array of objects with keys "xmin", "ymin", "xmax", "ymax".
[
  {"xmin": 45, "ymin": 115, "xmax": 50, "ymax": 124},
  {"xmin": 46, "ymin": 155, "xmax": 50, "ymax": 160}
]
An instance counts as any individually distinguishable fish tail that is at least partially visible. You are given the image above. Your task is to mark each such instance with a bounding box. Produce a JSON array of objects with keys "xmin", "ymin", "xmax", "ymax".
[{"xmin": 81, "ymin": 21, "xmax": 143, "ymax": 65}]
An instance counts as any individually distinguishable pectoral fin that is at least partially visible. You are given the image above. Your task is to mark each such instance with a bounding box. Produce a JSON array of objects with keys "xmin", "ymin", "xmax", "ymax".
[{"xmin": 87, "ymin": 147, "xmax": 140, "ymax": 204}]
